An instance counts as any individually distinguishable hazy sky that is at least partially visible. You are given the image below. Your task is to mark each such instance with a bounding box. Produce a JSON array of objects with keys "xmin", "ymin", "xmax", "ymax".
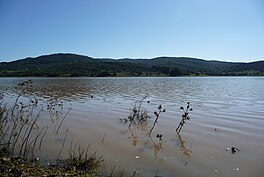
[{"xmin": 0, "ymin": 0, "xmax": 263, "ymax": 62}]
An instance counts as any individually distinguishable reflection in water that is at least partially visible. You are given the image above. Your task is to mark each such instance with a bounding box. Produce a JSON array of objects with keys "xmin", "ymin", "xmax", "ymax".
[
  {"xmin": 124, "ymin": 97, "xmax": 189, "ymax": 162},
  {"xmin": 128, "ymin": 121, "xmax": 149, "ymax": 147},
  {"xmin": 127, "ymin": 122, "xmax": 165, "ymax": 162},
  {"xmin": 128, "ymin": 127, "xmax": 138, "ymax": 146},
  {"xmin": 149, "ymin": 135, "xmax": 164, "ymax": 162},
  {"xmin": 176, "ymin": 132, "xmax": 192, "ymax": 158}
]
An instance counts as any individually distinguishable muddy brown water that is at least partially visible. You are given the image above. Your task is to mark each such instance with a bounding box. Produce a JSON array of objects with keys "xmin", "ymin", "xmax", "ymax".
[{"xmin": 1, "ymin": 77, "xmax": 263, "ymax": 177}]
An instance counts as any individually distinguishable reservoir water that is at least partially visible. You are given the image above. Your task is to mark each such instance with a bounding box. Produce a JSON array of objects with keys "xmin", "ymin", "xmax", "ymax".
[{"xmin": 0, "ymin": 77, "xmax": 263, "ymax": 177}]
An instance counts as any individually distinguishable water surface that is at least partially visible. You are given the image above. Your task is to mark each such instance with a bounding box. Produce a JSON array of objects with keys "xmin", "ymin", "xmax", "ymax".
[{"xmin": 1, "ymin": 77, "xmax": 263, "ymax": 177}]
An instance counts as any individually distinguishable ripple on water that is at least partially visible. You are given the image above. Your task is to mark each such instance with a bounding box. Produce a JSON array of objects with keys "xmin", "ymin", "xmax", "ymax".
[{"xmin": 0, "ymin": 77, "xmax": 264, "ymax": 177}]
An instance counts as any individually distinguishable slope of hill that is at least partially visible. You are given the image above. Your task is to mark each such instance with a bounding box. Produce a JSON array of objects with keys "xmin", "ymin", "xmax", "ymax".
[{"xmin": 0, "ymin": 53, "xmax": 263, "ymax": 77}]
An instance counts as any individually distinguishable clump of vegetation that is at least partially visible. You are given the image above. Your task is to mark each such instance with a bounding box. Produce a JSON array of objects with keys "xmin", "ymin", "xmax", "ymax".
[
  {"xmin": 176, "ymin": 102, "xmax": 193, "ymax": 133},
  {"xmin": 0, "ymin": 80, "xmax": 103, "ymax": 177},
  {"xmin": 58, "ymin": 143, "xmax": 103, "ymax": 176},
  {"xmin": 0, "ymin": 80, "xmax": 43, "ymax": 160},
  {"xmin": 120, "ymin": 95, "xmax": 150, "ymax": 128},
  {"xmin": 121, "ymin": 96, "xmax": 166, "ymax": 137},
  {"xmin": 0, "ymin": 155, "xmax": 101, "ymax": 177}
]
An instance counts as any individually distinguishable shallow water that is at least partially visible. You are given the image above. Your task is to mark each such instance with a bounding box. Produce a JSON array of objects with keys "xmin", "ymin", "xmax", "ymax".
[{"xmin": 1, "ymin": 77, "xmax": 264, "ymax": 177}]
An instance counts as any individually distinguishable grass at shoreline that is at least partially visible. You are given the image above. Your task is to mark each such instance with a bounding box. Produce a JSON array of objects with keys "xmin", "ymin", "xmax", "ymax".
[
  {"xmin": 0, "ymin": 81, "xmax": 103, "ymax": 177},
  {"xmin": 0, "ymin": 157, "xmax": 99, "ymax": 177}
]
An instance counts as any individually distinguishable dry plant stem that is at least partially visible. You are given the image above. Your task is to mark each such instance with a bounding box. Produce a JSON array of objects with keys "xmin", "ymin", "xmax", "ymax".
[
  {"xmin": 56, "ymin": 107, "xmax": 71, "ymax": 135},
  {"xmin": 23, "ymin": 111, "xmax": 42, "ymax": 158},
  {"xmin": 8, "ymin": 81, "xmax": 31, "ymax": 146},
  {"xmin": 10, "ymin": 116, "xmax": 28, "ymax": 157},
  {"xmin": 56, "ymin": 130, "xmax": 67, "ymax": 162},
  {"xmin": 17, "ymin": 109, "xmax": 42, "ymax": 158},
  {"xmin": 5, "ymin": 80, "xmax": 36, "ymax": 158},
  {"xmin": 0, "ymin": 126, "xmax": 9, "ymax": 146},
  {"xmin": 1, "ymin": 81, "xmax": 106, "ymax": 176},
  {"xmin": 28, "ymin": 126, "xmax": 45, "ymax": 161},
  {"xmin": 38, "ymin": 126, "xmax": 48, "ymax": 157},
  {"xmin": 10, "ymin": 93, "xmax": 22, "ymax": 119},
  {"xmin": 7, "ymin": 100, "xmax": 21, "ymax": 148},
  {"xmin": 0, "ymin": 121, "xmax": 8, "ymax": 142}
]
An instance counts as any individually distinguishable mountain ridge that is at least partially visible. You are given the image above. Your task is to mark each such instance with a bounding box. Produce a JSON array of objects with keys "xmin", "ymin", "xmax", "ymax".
[{"xmin": 0, "ymin": 53, "xmax": 263, "ymax": 77}]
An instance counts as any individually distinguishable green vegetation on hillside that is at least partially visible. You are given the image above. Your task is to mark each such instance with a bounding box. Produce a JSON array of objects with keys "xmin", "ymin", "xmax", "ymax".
[{"xmin": 0, "ymin": 53, "xmax": 263, "ymax": 77}]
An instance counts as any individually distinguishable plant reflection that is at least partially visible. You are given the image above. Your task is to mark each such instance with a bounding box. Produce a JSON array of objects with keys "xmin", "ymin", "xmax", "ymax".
[
  {"xmin": 176, "ymin": 132, "xmax": 192, "ymax": 158},
  {"xmin": 128, "ymin": 127, "xmax": 138, "ymax": 146},
  {"xmin": 149, "ymin": 135, "xmax": 164, "ymax": 162},
  {"xmin": 123, "ymin": 98, "xmax": 166, "ymax": 161},
  {"xmin": 128, "ymin": 120, "xmax": 149, "ymax": 146},
  {"xmin": 127, "ymin": 122, "xmax": 165, "ymax": 162}
]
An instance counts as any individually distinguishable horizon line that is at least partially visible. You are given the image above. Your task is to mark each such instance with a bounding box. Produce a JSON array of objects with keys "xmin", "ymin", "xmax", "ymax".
[{"xmin": 1, "ymin": 52, "xmax": 263, "ymax": 63}]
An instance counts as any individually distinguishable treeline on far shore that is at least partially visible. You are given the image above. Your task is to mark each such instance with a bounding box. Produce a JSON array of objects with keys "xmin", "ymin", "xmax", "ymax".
[{"xmin": 1, "ymin": 53, "xmax": 263, "ymax": 77}]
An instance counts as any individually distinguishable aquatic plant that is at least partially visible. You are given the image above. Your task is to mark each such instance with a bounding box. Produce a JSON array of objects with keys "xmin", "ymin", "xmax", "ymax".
[
  {"xmin": 63, "ymin": 143, "xmax": 103, "ymax": 175},
  {"xmin": 0, "ymin": 80, "xmax": 44, "ymax": 160},
  {"xmin": 121, "ymin": 97, "xmax": 166, "ymax": 137},
  {"xmin": 120, "ymin": 95, "xmax": 150, "ymax": 127},
  {"xmin": 149, "ymin": 105, "xmax": 165, "ymax": 135},
  {"xmin": 176, "ymin": 102, "xmax": 193, "ymax": 133},
  {"xmin": 0, "ymin": 81, "xmax": 104, "ymax": 177}
]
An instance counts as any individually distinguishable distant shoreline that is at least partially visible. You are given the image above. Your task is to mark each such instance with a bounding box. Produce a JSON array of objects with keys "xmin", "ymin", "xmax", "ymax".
[{"xmin": 1, "ymin": 53, "xmax": 263, "ymax": 77}]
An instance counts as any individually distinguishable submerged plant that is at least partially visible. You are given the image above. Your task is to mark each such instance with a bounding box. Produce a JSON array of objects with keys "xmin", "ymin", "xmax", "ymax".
[
  {"xmin": 176, "ymin": 102, "xmax": 193, "ymax": 133},
  {"xmin": 120, "ymin": 95, "xmax": 150, "ymax": 127}
]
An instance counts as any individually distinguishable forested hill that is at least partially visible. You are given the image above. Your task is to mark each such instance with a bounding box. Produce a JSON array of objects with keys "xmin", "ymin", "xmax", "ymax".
[{"xmin": 0, "ymin": 53, "xmax": 263, "ymax": 77}]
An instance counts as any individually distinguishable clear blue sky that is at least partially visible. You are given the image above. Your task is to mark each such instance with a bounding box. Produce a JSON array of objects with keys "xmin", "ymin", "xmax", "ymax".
[{"xmin": 0, "ymin": 0, "xmax": 263, "ymax": 62}]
